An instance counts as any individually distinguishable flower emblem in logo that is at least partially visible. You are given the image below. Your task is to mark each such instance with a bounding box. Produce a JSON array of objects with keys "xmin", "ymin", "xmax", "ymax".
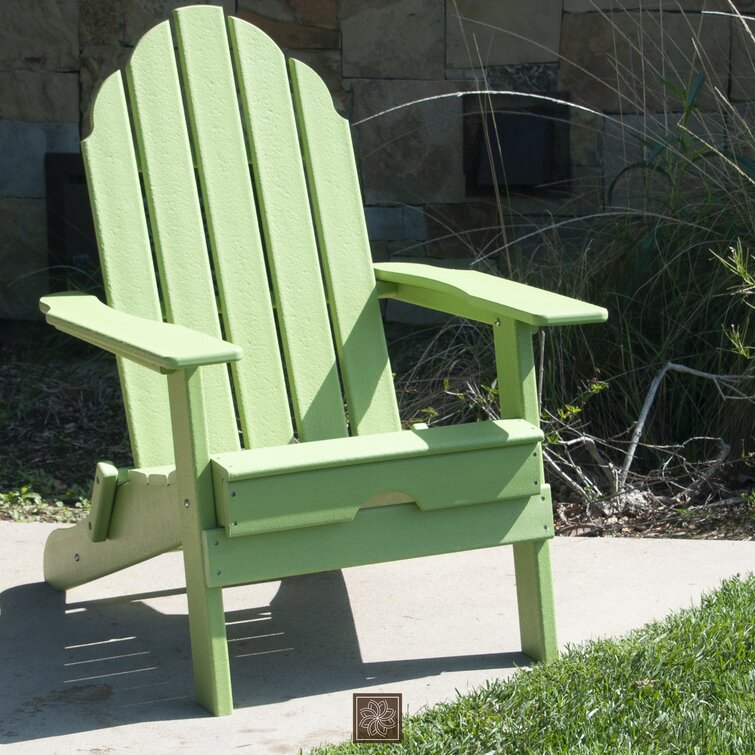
[
  {"xmin": 359, "ymin": 698, "xmax": 397, "ymax": 738},
  {"xmin": 353, "ymin": 693, "xmax": 402, "ymax": 742}
]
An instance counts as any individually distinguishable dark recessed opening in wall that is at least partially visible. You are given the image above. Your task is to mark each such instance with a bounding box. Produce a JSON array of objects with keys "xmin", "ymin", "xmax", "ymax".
[
  {"xmin": 45, "ymin": 153, "xmax": 100, "ymax": 294},
  {"xmin": 464, "ymin": 104, "xmax": 571, "ymax": 197}
]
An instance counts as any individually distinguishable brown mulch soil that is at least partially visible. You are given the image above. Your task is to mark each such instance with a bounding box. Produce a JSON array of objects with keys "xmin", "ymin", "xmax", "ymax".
[
  {"xmin": 0, "ymin": 334, "xmax": 132, "ymax": 513},
  {"xmin": 1, "ymin": 330, "xmax": 753, "ymax": 538},
  {"xmin": 553, "ymin": 494, "xmax": 755, "ymax": 541}
]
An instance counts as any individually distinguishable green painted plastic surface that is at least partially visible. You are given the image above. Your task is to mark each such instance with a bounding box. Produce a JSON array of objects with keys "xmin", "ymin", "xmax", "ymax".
[
  {"xmin": 167, "ymin": 366, "xmax": 233, "ymax": 715},
  {"xmin": 88, "ymin": 462, "xmax": 118, "ymax": 542},
  {"xmin": 495, "ymin": 318, "xmax": 540, "ymax": 425},
  {"xmin": 374, "ymin": 262, "xmax": 609, "ymax": 326},
  {"xmin": 125, "ymin": 19, "xmax": 240, "ymax": 456},
  {"xmin": 514, "ymin": 539, "xmax": 559, "ymax": 662},
  {"xmin": 290, "ymin": 60, "xmax": 400, "ymax": 436},
  {"xmin": 175, "ymin": 9, "xmax": 293, "ymax": 449},
  {"xmin": 35, "ymin": 3, "xmax": 604, "ymax": 715},
  {"xmin": 213, "ymin": 419, "xmax": 543, "ymax": 535},
  {"xmin": 216, "ymin": 418, "xmax": 541, "ymax": 479},
  {"xmin": 40, "ymin": 293, "xmax": 242, "ymax": 372},
  {"xmin": 202, "ymin": 489, "xmax": 554, "ymax": 588},
  {"xmin": 230, "ymin": 18, "xmax": 346, "ymax": 442},
  {"xmin": 81, "ymin": 72, "xmax": 175, "ymax": 466},
  {"xmin": 44, "ymin": 478, "xmax": 180, "ymax": 590}
]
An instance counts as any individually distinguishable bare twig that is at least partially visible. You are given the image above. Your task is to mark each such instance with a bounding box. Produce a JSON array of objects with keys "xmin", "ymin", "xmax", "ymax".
[
  {"xmin": 560, "ymin": 443, "xmax": 604, "ymax": 499},
  {"xmin": 619, "ymin": 362, "xmax": 755, "ymax": 489},
  {"xmin": 558, "ymin": 435, "xmax": 619, "ymax": 496},
  {"xmin": 556, "ymin": 503, "xmax": 570, "ymax": 525},
  {"xmin": 542, "ymin": 447, "xmax": 593, "ymax": 500},
  {"xmin": 687, "ymin": 496, "xmax": 746, "ymax": 509},
  {"xmin": 537, "ymin": 330, "xmax": 546, "ymax": 415},
  {"xmin": 680, "ymin": 438, "xmax": 730, "ymax": 503}
]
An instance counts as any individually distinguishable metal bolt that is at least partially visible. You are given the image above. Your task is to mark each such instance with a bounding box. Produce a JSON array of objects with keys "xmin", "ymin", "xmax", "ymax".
[
  {"xmin": 534, "ymin": 481, "xmax": 538, "ymax": 486},
  {"xmin": 231, "ymin": 491, "xmax": 236, "ymax": 497},
  {"xmin": 213, "ymin": 540, "xmax": 219, "ymax": 546},
  {"xmin": 216, "ymin": 570, "xmax": 222, "ymax": 576},
  {"xmin": 543, "ymin": 525, "xmax": 548, "ymax": 531},
  {"xmin": 494, "ymin": 318, "xmax": 501, "ymax": 327},
  {"xmin": 74, "ymin": 553, "xmax": 80, "ymax": 562},
  {"xmin": 183, "ymin": 499, "xmax": 190, "ymax": 508},
  {"xmin": 533, "ymin": 451, "xmax": 537, "ymax": 457},
  {"xmin": 232, "ymin": 520, "xmax": 238, "ymax": 527}
]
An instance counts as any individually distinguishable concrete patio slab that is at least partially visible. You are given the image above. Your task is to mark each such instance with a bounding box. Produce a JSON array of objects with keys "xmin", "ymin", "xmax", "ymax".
[{"xmin": 1, "ymin": 521, "xmax": 753, "ymax": 754}]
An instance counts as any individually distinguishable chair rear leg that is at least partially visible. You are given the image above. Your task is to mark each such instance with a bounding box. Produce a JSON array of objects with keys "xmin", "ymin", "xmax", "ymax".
[
  {"xmin": 44, "ymin": 479, "xmax": 180, "ymax": 591},
  {"xmin": 512, "ymin": 538, "xmax": 558, "ymax": 663}
]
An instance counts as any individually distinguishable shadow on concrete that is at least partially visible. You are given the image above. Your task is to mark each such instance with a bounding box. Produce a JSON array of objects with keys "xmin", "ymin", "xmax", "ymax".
[{"xmin": 0, "ymin": 571, "xmax": 527, "ymax": 742}]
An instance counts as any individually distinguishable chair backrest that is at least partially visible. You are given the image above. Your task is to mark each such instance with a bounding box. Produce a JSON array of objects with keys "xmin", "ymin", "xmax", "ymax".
[{"xmin": 82, "ymin": 5, "xmax": 400, "ymax": 466}]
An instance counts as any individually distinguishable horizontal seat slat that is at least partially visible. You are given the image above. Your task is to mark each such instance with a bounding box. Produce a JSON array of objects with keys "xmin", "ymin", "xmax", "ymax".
[
  {"xmin": 213, "ymin": 419, "xmax": 542, "ymax": 479},
  {"xmin": 212, "ymin": 420, "xmax": 544, "ymax": 536}
]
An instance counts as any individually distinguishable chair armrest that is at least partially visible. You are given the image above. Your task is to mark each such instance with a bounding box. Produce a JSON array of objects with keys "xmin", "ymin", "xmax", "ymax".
[
  {"xmin": 374, "ymin": 262, "xmax": 608, "ymax": 327},
  {"xmin": 39, "ymin": 292, "xmax": 242, "ymax": 373}
]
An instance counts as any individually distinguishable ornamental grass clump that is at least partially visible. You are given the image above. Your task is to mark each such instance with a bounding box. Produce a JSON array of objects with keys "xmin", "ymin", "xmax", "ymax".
[{"xmin": 390, "ymin": 3, "xmax": 754, "ymax": 514}]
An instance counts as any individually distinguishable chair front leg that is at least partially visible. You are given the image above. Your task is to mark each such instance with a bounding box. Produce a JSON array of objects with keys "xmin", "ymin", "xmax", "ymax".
[
  {"xmin": 167, "ymin": 367, "xmax": 233, "ymax": 716},
  {"xmin": 513, "ymin": 538, "xmax": 558, "ymax": 662},
  {"xmin": 494, "ymin": 318, "xmax": 558, "ymax": 663}
]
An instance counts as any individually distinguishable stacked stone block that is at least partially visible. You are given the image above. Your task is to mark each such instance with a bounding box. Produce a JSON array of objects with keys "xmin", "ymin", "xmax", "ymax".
[
  {"xmin": 0, "ymin": 0, "xmax": 79, "ymax": 319},
  {"xmin": 0, "ymin": 0, "xmax": 752, "ymax": 322}
]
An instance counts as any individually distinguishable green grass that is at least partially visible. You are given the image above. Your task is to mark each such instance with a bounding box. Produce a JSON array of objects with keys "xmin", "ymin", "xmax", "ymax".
[{"xmin": 312, "ymin": 574, "xmax": 755, "ymax": 754}]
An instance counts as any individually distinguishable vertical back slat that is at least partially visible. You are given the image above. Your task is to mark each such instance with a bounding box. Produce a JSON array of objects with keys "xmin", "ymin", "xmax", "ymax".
[
  {"xmin": 124, "ymin": 21, "xmax": 239, "ymax": 454},
  {"xmin": 173, "ymin": 7, "xmax": 293, "ymax": 449},
  {"xmin": 290, "ymin": 61, "xmax": 400, "ymax": 436},
  {"xmin": 228, "ymin": 18, "xmax": 347, "ymax": 442},
  {"xmin": 81, "ymin": 73, "xmax": 174, "ymax": 467}
]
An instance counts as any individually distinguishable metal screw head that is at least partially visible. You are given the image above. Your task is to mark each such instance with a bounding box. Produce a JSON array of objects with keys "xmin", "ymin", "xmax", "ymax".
[
  {"xmin": 74, "ymin": 553, "xmax": 80, "ymax": 562},
  {"xmin": 183, "ymin": 499, "xmax": 190, "ymax": 508},
  {"xmin": 216, "ymin": 570, "xmax": 222, "ymax": 576},
  {"xmin": 494, "ymin": 318, "xmax": 501, "ymax": 327},
  {"xmin": 231, "ymin": 520, "xmax": 238, "ymax": 527},
  {"xmin": 213, "ymin": 540, "xmax": 219, "ymax": 546},
  {"xmin": 231, "ymin": 491, "xmax": 236, "ymax": 497}
]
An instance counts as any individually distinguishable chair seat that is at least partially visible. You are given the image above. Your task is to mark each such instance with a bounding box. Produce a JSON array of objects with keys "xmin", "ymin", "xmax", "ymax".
[{"xmin": 211, "ymin": 419, "xmax": 544, "ymax": 536}]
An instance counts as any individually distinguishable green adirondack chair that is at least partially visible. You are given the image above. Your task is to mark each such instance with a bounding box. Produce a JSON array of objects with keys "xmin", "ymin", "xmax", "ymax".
[{"xmin": 38, "ymin": 5, "xmax": 607, "ymax": 716}]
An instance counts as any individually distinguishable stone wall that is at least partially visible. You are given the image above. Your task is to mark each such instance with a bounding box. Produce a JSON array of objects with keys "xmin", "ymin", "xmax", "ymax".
[{"xmin": 0, "ymin": 0, "xmax": 752, "ymax": 319}]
